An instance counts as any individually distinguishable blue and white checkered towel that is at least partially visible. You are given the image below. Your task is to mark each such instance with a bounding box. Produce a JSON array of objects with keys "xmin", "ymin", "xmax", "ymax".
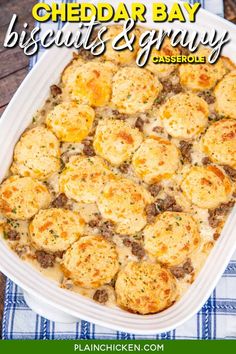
[{"xmin": 3, "ymin": 0, "xmax": 236, "ymax": 340}]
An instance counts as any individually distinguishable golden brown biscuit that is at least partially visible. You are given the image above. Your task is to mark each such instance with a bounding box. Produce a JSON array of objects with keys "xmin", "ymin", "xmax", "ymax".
[
  {"xmin": 202, "ymin": 119, "xmax": 236, "ymax": 168},
  {"xmin": 11, "ymin": 126, "xmax": 60, "ymax": 180},
  {"xmin": 179, "ymin": 48, "xmax": 226, "ymax": 91},
  {"xmin": 97, "ymin": 178, "xmax": 152, "ymax": 235},
  {"xmin": 93, "ymin": 119, "xmax": 143, "ymax": 166},
  {"xmin": 115, "ymin": 261, "xmax": 177, "ymax": 314},
  {"xmin": 62, "ymin": 235, "xmax": 119, "ymax": 288},
  {"xmin": 0, "ymin": 176, "xmax": 51, "ymax": 220},
  {"xmin": 181, "ymin": 166, "xmax": 232, "ymax": 209},
  {"xmin": 145, "ymin": 38, "xmax": 180, "ymax": 78},
  {"xmin": 64, "ymin": 61, "xmax": 117, "ymax": 107},
  {"xmin": 29, "ymin": 208, "xmax": 85, "ymax": 253},
  {"xmin": 59, "ymin": 156, "xmax": 115, "ymax": 203},
  {"xmin": 111, "ymin": 67, "xmax": 162, "ymax": 114},
  {"xmin": 46, "ymin": 102, "xmax": 95, "ymax": 143},
  {"xmin": 102, "ymin": 25, "xmax": 140, "ymax": 65},
  {"xmin": 132, "ymin": 137, "xmax": 180, "ymax": 183},
  {"xmin": 61, "ymin": 57, "xmax": 84, "ymax": 86},
  {"xmin": 160, "ymin": 93, "xmax": 209, "ymax": 139},
  {"xmin": 144, "ymin": 211, "xmax": 201, "ymax": 266},
  {"xmin": 214, "ymin": 71, "xmax": 236, "ymax": 119}
]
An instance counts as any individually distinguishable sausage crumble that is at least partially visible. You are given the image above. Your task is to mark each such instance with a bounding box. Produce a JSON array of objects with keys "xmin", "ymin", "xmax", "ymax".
[{"xmin": 93, "ymin": 289, "xmax": 109, "ymax": 303}]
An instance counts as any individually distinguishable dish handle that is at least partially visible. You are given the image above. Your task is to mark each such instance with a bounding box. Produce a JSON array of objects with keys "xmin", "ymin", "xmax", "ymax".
[{"xmin": 23, "ymin": 291, "xmax": 79, "ymax": 323}]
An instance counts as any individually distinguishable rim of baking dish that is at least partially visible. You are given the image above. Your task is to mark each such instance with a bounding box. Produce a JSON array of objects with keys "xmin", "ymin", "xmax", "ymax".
[{"xmin": 0, "ymin": 0, "xmax": 236, "ymax": 334}]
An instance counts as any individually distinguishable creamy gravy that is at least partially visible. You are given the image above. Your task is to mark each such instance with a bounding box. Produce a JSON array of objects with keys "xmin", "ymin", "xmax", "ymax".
[{"xmin": 0, "ymin": 44, "xmax": 235, "ymax": 311}]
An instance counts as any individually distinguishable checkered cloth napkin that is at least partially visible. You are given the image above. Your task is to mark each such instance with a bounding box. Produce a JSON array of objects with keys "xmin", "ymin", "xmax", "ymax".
[{"xmin": 2, "ymin": 0, "xmax": 236, "ymax": 340}]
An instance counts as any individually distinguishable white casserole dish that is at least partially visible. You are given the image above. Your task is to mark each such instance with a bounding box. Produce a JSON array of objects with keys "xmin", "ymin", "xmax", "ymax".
[{"xmin": 0, "ymin": 0, "xmax": 236, "ymax": 334}]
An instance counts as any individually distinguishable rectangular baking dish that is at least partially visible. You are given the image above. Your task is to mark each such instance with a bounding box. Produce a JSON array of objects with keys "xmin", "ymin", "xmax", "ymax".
[{"xmin": 0, "ymin": 0, "xmax": 236, "ymax": 334}]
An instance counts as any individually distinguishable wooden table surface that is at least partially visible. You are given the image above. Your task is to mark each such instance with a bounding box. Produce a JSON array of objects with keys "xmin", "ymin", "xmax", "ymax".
[
  {"xmin": 0, "ymin": 0, "xmax": 235, "ymax": 339},
  {"xmin": 0, "ymin": 0, "xmax": 36, "ymax": 337}
]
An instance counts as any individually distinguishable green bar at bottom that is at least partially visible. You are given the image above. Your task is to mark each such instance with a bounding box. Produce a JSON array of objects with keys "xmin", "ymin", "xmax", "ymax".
[{"xmin": 0, "ymin": 339, "xmax": 236, "ymax": 354}]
